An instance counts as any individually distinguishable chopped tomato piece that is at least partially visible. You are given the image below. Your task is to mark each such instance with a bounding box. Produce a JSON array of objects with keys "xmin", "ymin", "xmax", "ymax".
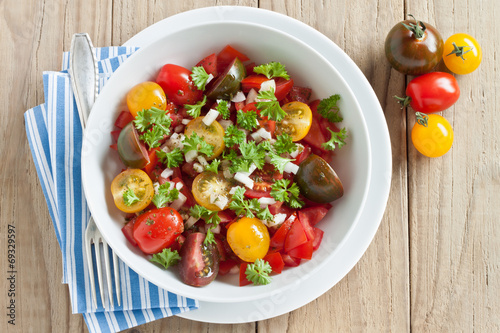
[
  {"xmin": 244, "ymin": 187, "xmax": 272, "ymax": 199},
  {"xmin": 312, "ymin": 228, "xmax": 324, "ymax": 251},
  {"xmin": 297, "ymin": 211, "xmax": 315, "ymax": 241},
  {"xmin": 288, "ymin": 86, "xmax": 312, "ymax": 104},
  {"xmin": 284, "ymin": 219, "xmax": 308, "ymax": 253},
  {"xmin": 239, "ymin": 263, "xmax": 252, "ymax": 286},
  {"xmin": 219, "ymin": 259, "xmax": 238, "ymax": 276},
  {"xmin": 109, "ymin": 143, "xmax": 118, "ymax": 151},
  {"xmin": 196, "ymin": 53, "xmax": 218, "ymax": 76},
  {"xmin": 298, "ymin": 206, "xmax": 330, "ymax": 226},
  {"xmin": 111, "ymin": 130, "xmax": 121, "ymax": 143},
  {"xmin": 114, "ymin": 111, "xmax": 134, "ymax": 129},
  {"xmin": 217, "ymin": 45, "xmax": 249, "ymax": 74},
  {"xmin": 214, "ymin": 238, "xmax": 227, "ymax": 261},
  {"xmin": 171, "ymin": 177, "xmax": 196, "ymax": 208},
  {"xmin": 121, "ymin": 219, "xmax": 137, "ymax": 246},
  {"xmin": 241, "ymin": 75, "xmax": 294, "ymax": 101},
  {"xmin": 281, "ymin": 253, "xmax": 301, "ymax": 267},
  {"xmin": 287, "ymin": 240, "xmax": 313, "ymax": 260},
  {"xmin": 302, "ymin": 100, "xmax": 328, "ymax": 152},
  {"xmin": 270, "ymin": 213, "xmax": 297, "ymax": 250},
  {"xmin": 263, "ymin": 252, "xmax": 285, "ymax": 274},
  {"xmin": 143, "ymin": 147, "xmax": 160, "ymax": 176},
  {"xmin": 293, "ymin": 144, "xmax": 312, "ymax": 165}
]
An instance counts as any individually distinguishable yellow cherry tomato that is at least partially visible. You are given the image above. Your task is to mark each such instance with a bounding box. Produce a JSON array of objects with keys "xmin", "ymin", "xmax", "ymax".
[
  {"xmin": 275, "ymin": 101, "xmax": 313, "ymax": 141},
  {"xmin": 126, "ymin": 81, "xmax": 167, "ymax": 117},
  {"xmin": 110, "ymin": 169, "xmax": 154, "ymax": 213},
  {"xmin": 184, "ymin": 117, "xmax": 225, "ymax": 160},
  {"xmin": 443, "ymin": 33, "xmax": 482, "ymax": 75},
  {"xmin": 411, "ymin": 113, "xmax": 454, "ymax": 158},
  {"xmin": 227, "ymin": 217, "xmax": 270, "ymax": 262},
  {"xmin": 191, "ymin": 171, "xmax": 233, "ymax": 211}
]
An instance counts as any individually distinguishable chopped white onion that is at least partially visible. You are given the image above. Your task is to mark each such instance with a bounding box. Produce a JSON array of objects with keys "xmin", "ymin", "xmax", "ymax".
[
  {"xmin": 206, "ymin": 73, "xmax": 214, "ymax": 85},
  {"xmin": 255, "ymin": 127, "xmax": 272, "ymax": 141},
  {"xmin": 214, "ymin": 195, "xmax": 228, "ymax": 210},
  {"xmin": 175, "ymin": 182, "xmax": 183, "ymax": 190},
  {"xmin": 170, "ymin": 133, "xmax": 179, "ymax": 140},
  {"xmin": 259, "ymin": 79, "xmax": 276, "ymax": 92},
  {"xmin": 197, "ymin": 155, "xmax": 208, "ymax": 167},
  {"xmin": 290, "ymin": 143, "xmax": 304, "ymax": 158},
  {"xmin": 153, "ymin": 182, "xmax": 160, "ymax": 194},
  {"xmin": 234, "ymin": 172, "xmax": 254, "ymax": 189},
  {"xmin": 283, "ymin": 162, "xmax": 300, "ymax": 174},
  {"xmin": 231, "ymin": 91, "xmax": 246, "ymax": 102},
  {"xmin": 258, "ymin": 197, "xmax": 276, "ymax": 207},
  {"xmin": 170, "ymin": 192, "xmax": 187, "ymax": 210},
  {"xmin": 267, "ymin": 213, "xmax": 287, "ymax": 228},
  {"xmin": 193, "ymin": 162, "xmax": 204, "ymax": 173},
  {"xmin": 184, "ymin": 216, "xmax": 199, "ymax": 229},
  {"xmin": 202, "ymin": 109, "xmax": 220, "ymax": 126},
  {"xmin": 181, "ymin": 118, "xmax": 191, "ymax": 125},
  {"xmin": 211, "ymin": 224, "xmax": 221, "ymax": 234},
  {"xmin": 246, "ymin": 88, "xmax": 258, "ymax": 104},
  {"xmin": 160, "ymin": 168, "xmax": 174, "ymax": 179},
  {"xmin": 250, "ymin": 131, "xmax": 263, "ymax": 143},
  {"xmin": 223, "ymin": 169, "xmax": 234, "ymax": 179},
  {"xmin": 174, "ymin": 125, "xmax": 184, "ymax": 133},
  {"xmin": 219, "ymin": 119, "xmax": 233, "ymax": 130},
  {"xmin": 229, "ymin": 186, "xmax": 241, "ymax": 195},
  {"xmin": 184, "ymin": 149, "xmax": 198, "ymax": 163}
]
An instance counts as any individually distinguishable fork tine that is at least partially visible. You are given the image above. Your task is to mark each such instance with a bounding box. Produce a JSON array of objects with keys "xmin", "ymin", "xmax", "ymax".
[
  {"xmin": 93, "ymin": 234, "xmax": 106, "ymax": 309},
  {"xmin": 113, "ymin": 251, "xmax": 121, "ymax": 306},
  {"xmin": 101, "ymin": 238, "xmax": 114, "ymax": 307},
  {"xmin": 84, "ymin": 229, "xmax": 97, "ymax": 309}
]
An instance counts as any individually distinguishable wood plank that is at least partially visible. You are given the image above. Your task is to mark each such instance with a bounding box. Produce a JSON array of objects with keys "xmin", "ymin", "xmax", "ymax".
[{"xmin": 407, "ymin": 1, "xmax": 500, "ymax": 332}]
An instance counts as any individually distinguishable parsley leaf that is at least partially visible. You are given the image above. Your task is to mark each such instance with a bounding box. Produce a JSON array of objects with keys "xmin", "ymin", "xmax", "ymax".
[
  {"xmin": 216, "ymin": 100, "xmax": 231, "ymax": 120},
  {"xmin": 150, "ymin": 248, "xmax": 181, "ymax": 269},
  {"xmin": 190, "ymin": 66, "xmax": 211, "ymax": 90},
  {"xmin": 238, "ymin": 141, "xmax": 267, "ymax": 170},
  {"xmin": 317, "ymin": 94, "xmax": 343, "ymax": 123},
  {"xmin": 268, "ymin": 152, "xmax": 294, "ymax": 174},
  {"xmin": 185, "ymin": 95, "xmax": 207, "ymax": 119},
  {"xmin": 237, "ymin": 109, "xmax": 259, "ymax": 131},
  {"xmin": 223, "ymin": 125, "xmax": 246, "ymax": 147},
  {"xmin": 245, "ymin": 259, "xmax": 272, "ymax": 285},
  {"xmin": 274, "ymin": 133, "xmax": 297, "ymax": 155},
  {"xmin": 270, "ymin": 179, "xmax": 304, "ymax": 209},
  {"xmin": 256, "ymin": 206, "xmax": 273, "ymax": 221},
  {"xmin": 189, "ymin": 205, "xmax": 221, "ymax": 245},
  {"xmin": 205, "ymin": 159, "xmax": 221, "ymax": 173},
  {"xmin": 156, "ymin": 148, "xmax": 184, "ymax": 168},
  {"xmin": 256, "ymin": 89, "xmax": 286, "ymax": 122},
  {"xmin": 228, "ymin": 157, "xmax": 251, "ymax": 173},
  {"xmin": 152, "ymin": 183, "xmax": 179, "ymax": 208},
  {"xmin": 134, "ymin": 107, "xmax": 173, "ymax": 148},
  {"xmin": 183, "ymin": 132, "xmax": 214, "ymax": 157},
  {"xmin": 321, "ymin": 128, "xmax": 348, "ymax": 151},
  {"xmin": 253, "ymin": 62, "xmax": 290, "ymax": 80},
  {"xmin": 123, "ymin": 188, "xmax": 140, "ymax": 206},
  {"xmin": 228, "ymin": 187, "xmax": 271, "ymax": 218}
]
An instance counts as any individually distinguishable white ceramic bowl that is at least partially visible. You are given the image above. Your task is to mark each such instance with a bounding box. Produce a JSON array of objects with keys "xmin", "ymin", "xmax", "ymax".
[{"xmin": 81, "ymin": 21, "xmax": 371, "ymax": 303}]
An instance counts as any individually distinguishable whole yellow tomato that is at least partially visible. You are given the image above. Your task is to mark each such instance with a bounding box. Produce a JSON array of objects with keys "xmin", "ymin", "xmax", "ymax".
[
  {"xmin": 126, "ymin": 81, "xmax": 167, "ymax": 117},
  {"xmin": 227, "ymin": 217, "xmax": 270, "ymax": 262},
  {"xmin": 443, "ymin": 33, "xmax": 482, "ymax": 75},
  {"xmin": 411, "ymin": 112, "xmax": 454, "ymax": 158}
]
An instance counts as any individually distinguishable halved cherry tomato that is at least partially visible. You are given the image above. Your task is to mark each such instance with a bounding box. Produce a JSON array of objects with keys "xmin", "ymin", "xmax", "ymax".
[
  {"xmin": 111, "ymin": 169, "xmax": 154, "ymax": 213},
  {"xmin": 227, "ymin": 217, "xmax": 270, "ymax": 262},
  {"xmin": 443, "ymin": 33, "xmax": 482, "ymax": 75},
  {"xmin": 385, "ymin": 14, "xmax": 444, "ymax": 75},
  {"xmin": 206, "ymin": 58, "xmax": 246, "ymax": 100},
  {"xmin": 156, "ymin": 64, "xmax": 202, "ymax": 106},
  {"xmin": 179, "ymin": 232, "xmax": 219, "ymax": 287},
  {"xmin": 126, "ymin": 81, "xmax": 167, "ymax": 117},
  {"xmin": 116, "ymin": 122, "xmax": 150, "ymax": 168},
  {"xmin": 191, "ymin": 171, "xmax": 233, "ymax": 211},
  {"xmin": 397, "ymin": 72, "xmax": 460, "ymax": 114},
  {"xmin": 132, "ymin": 207, "xmax": 184, "ymax": 254},
  {"xmin": 184, "ymin": 117, "xmax": 225, "ymax": 160},
  {"xmin": 411, "ymin": 112, "xmax": 454, "ymax": 157},
  {"xmin": 263, "ymin": 252, "xmax": 285, "ymax": 274},
  {"xmin": 241, "ymin": 75, "xmax": 294, "ymax": 101},
  {"xmin": 275, "ymin": 101, "xmax": 312, "ymax": 141},
  {"xmin": 284, "ymin": 219, "xmax": 308, "ymax": 253}
]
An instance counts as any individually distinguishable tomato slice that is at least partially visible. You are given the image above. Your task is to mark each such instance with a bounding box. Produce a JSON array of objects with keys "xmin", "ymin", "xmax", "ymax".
[
  {"xmin": 284, "ymin": 219, "xmax": 308, "ymax": 253},
  {"xmin": 219, "ymin": 259, "xmax": 238, "ymax": 276},
  {"xmin": 192, "ymin": 171, "xmax": 233, "ymax": 211},
  {"xmin": 281, "ymin": 253, "xmax": 301, "ymax": 267},
  {"xmin": 270, "ymin": 213, "xmax": 297, "ymax": 251},
  {"xmin": 110, "ymin": 169, "xmax": 154, "ymax": 213},
  {"xmin": 217, "ymin": 44, "xmax": 250, "ymax": 74},
  {"xmin": 114, "ymin": 111, "xmax": 134, "ymax": 129},
  {"xmin": 287, "ymin": 240, "xmax": 313, "ymax": 260},
  {"xmin": 239, "ymin": 263, "xmax": 252, "ymax": 286},
  {"xmin": 121, "ymin": 218, "xmax": 137, "ymax": 247},
  {"xmin": 263, "ymin": 252, "xmax": 285, "ymax": 274},
  {"xmin": 132, "ymin": 207, "xmax": 184, "ymax": 254},
  {"xmin": 241, "ymin": 75, "xmax": 294, "ymax": 101},
  {"xmin": 196, "ymin": 53, "xmax": 218, "ymax": 76},
  {"xmin": 312, "ymin": 227, "xmax": 324, "ymax": 251},
  {"xmin": 298, "ymin": 206, "xmax": 330, "ymax": 226}
]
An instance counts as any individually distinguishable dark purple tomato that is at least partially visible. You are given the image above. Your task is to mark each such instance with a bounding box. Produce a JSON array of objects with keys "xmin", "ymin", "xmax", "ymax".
[
  {"xmin": 178, "ymin": 233, "xmax": 219, "ymax": 287},
  {"xmin": 117, "ymin": 122, "xmax": 150, "ymax": 168},
  {"xmin": 295, "ymin": 154, "xmax": 344, "ymax": 203},
  {"xmin": 385, "ymin": 14, "xmax": 444, "ymax": 75}
]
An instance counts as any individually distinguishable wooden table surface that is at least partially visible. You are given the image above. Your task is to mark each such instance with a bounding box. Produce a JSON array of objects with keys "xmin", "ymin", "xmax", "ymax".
[{"xmin": 2, "ymin": 0, "xmax": 499, "ymax": 332}]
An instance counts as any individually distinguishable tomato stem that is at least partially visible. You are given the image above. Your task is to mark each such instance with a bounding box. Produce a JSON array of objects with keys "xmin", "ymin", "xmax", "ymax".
[
  {"xmin": 401, "ymin": 14, "xmax": 427, "ymax": 40},
  {"xmin": 446, "ymin": 42, "xmax": 473, "ymax": 61},
  {"xmin": 394, "ymin": 95, "xmax": 411, "ymax": 109},
  {"xmin": 415, "ymin": 112, "xmax": 429, "ymax": 127}
]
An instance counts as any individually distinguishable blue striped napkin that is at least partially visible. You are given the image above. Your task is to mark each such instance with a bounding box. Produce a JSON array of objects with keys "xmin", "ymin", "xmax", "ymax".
[{"xmin": 24, "ymin": 46, "xmax": 199, "ymax": 333}]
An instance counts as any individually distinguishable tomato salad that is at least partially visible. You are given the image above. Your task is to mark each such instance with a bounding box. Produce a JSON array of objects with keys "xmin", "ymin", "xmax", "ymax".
[{"xmin": 110, "ymin": 44, "xmax": 348, "ymax": 287}]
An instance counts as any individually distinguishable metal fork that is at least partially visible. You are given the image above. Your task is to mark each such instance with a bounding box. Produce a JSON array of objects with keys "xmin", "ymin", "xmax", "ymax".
[{"xmin": 69, "ymin": 33, "xmax": 121, "ymax": 309}]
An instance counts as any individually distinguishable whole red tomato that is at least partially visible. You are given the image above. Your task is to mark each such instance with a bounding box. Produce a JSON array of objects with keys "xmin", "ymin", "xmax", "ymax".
[
  {"xmin": 132, "ymin": 207, "xmax": 184, "ymax": 254},
  {"xmin": 385, "ymin": 15, "xmax": 444, "ymax": 75},
  {"xmin": 396, "ymin": 72, "xmax": 460, "ymax": 113},
  {"xmin": 156, "ymin": 64, "xmax": 203, "ymax": 106}
]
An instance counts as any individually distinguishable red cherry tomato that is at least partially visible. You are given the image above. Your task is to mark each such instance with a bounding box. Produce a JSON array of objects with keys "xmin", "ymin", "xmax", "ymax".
[
  {"xmin": 156, "ymin": 64, "xmax": 202, "ymax": 106},
  {"xmin": 397, "ymin": 72, "xmax": 460, "ymax": 113},
  {"xmin": 132, "ymin": 207, "xmax": 184, "ymax": 254}
]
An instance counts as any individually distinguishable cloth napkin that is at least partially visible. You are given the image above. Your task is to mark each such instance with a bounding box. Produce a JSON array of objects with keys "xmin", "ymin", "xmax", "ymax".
[{"xmin": 24, "ymin": 46, "xmax": 199, "ymax": 333}]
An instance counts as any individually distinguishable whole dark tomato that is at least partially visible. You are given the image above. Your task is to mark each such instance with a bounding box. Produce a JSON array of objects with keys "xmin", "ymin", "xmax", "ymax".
[
  {"xmin": 132, "ymin": 207, "xmax": 184, "ymax": 254},
  {"xmin": 396, "ymin": 72, "xmax": 460, "ymax": 113},
  {"xmin": 156, "ymin": 64, "xmax": 203, "ymax": 106},
  {"xmin": 385, "ymin": 14, "xmax": 444, "ymax": 75}
]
